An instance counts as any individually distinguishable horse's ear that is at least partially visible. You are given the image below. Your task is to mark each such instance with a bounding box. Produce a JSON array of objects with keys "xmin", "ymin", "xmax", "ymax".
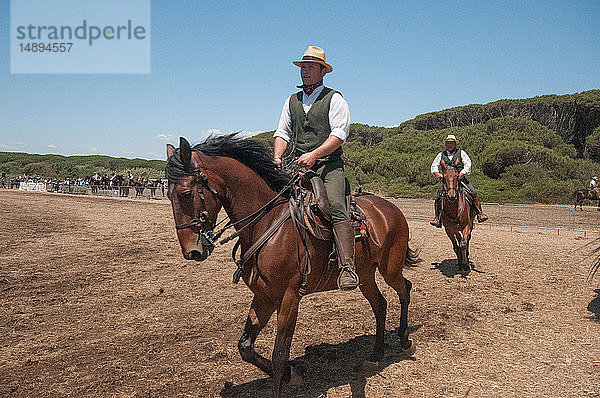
[
  {"xmin": 180, "ymin": 137, "xmax": 192, "ymax": 170},
  {"xmin": 166, "ymin": 144, "xmax": 175, "ymax": 159}
]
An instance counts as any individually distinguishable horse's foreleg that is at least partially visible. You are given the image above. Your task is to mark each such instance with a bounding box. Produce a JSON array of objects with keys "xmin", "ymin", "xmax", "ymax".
[
  {"xmin": 272, "ymin": 289, "xmax": 300, "ymax": 398},
  {"xmin": 457, "ymin": 230, "xmax": 471, "ymax": 273},
  {"xmin": 238, "ymin": 296, "xmax": 275, "ymax": 376},
  {"xmin": 358, "ymin": 269, "xmax": 387, "ymax": 363},
  {"xmin": 452, "ymin": 233, "xmax": 462, "ymax": 264},
  {"xmin": 377, "ymin": 253, "xmax": 415, "ymax": 357}
]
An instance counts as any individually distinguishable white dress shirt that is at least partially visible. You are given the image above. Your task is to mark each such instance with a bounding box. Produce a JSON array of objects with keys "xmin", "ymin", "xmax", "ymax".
[
  {"xmin": 431, "ymin": 150, "xmax": 472, "ymax": 175},
  {"xmin": 273, "ymin": 85, "xmax": 350, "ymax": 143}
]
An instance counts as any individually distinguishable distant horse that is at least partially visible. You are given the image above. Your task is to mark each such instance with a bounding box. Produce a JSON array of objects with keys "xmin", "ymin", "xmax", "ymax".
[
  {"xmin": 147, "ymin": 179, "xmax": 163, "ymax": 198},
  {"xmin": 439, "ymin": 161, "xmax": 475, "ymax": 274},
  {"xmin": 133, "ymin": 179, "xmax": 146, "ymax": 198},
  {"xmin": 87, "ymin": 175, "xmax": 101, "ymax": 194},
  {"xmin": 165, "ymin": 135, "xmax": 420, "ymax": 398},
  {"xmin": 572, "ymin": 189, "xmax": 600, "ymax": 211},
  {"xmin": 110, "ymin": 175, "xmax": 130, "ymax": 197}
]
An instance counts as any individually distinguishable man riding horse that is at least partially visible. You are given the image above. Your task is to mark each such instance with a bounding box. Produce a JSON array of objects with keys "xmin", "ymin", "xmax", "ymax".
[
  {"xmin": 272, "ymin": 45, "xmax": 358, "ymax": 291},
  {"xmin": 430, "ymin": 134, "xmax": 488, "ymax": 227}
]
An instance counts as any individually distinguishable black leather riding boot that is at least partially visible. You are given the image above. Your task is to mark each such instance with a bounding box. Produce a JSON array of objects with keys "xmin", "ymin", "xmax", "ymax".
[
  {"xmin": 474, "ymin": 197, "xmax": 488, "ymax": 222},
  {"xmin": 430, "ymin": 197, "xmax": 442, "ymax": 228},
  {"xmin": 333, "ymin": 220, "xmax": 359, "ymax": 290}
]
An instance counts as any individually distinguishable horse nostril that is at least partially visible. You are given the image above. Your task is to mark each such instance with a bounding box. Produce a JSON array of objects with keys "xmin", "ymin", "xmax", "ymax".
[{"xmin": 187, "ymin": 249, "xmax": 207, "ymax": 261}]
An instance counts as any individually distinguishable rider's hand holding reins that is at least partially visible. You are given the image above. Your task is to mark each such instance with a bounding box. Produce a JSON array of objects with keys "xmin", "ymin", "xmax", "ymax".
[{"xmin": 297, "ymin": 151, "xmax": 319, "ymax": 169}]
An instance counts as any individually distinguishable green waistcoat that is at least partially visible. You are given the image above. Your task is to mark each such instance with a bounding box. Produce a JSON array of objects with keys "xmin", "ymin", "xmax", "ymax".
[
  {"xmin": 288, "ymin": 87, "xmax": 343, "ymax": 162},
  {"xmin": 439, "ymin": 149, "xmax": 463, "ymax": 172}
]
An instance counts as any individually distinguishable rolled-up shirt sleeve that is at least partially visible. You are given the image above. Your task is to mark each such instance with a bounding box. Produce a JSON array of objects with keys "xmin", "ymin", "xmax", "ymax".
[
  {"xmin": 430, "ymin": 152, "xmax": 442, "ymax": 174},
  {"xmin": 461, "ymin": 150, "xmax": 472, "ymax": 175},
  {"xmin": 273, "ymin": 96, "xmax": 292, "ymax": 142},
  {"xmin": 329, "ymin": 93, "xmax": 350, "ymax": 142}
]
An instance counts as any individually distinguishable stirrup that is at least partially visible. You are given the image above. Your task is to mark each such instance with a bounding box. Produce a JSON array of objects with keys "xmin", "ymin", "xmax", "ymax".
[{"xmin": 337, "ymin": 266, "xmax": 359, "ymax": 291}]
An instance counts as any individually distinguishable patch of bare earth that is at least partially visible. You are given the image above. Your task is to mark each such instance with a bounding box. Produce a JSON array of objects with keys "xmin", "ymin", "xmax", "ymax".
[{"xmin": 0, "ymin": 189, "xmax": 598, "ymax": 397}]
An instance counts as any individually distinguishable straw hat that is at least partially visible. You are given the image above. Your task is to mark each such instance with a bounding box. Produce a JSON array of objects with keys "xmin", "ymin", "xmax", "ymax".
[
  {"xmin": 443, "ymin": 134, "xmax": 458, "ymax": 143},
  {"xmin": 293, "ymin": 46, "xmax": 333, "ymax": 73}
]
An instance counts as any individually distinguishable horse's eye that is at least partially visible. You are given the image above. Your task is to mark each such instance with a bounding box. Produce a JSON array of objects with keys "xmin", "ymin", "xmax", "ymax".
[{"xmin": 181, "ymin": 190, "xmax": 193, "ymax": 199}]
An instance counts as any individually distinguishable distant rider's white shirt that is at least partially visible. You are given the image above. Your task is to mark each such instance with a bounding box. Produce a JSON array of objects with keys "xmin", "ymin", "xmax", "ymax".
[
  {"xmin": 590, "ymin": 179, "xmax": 597, "ymax": 189},
  {"xmin": 430, "ymin": 150, "xmax": 472, "ymax": 175},
  {"xmin": 273, "ymin": 85, "xmax": 350, "ymax": 143}
]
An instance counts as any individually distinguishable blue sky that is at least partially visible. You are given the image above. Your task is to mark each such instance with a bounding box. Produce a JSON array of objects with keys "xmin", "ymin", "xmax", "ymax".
[{"xmin": 1, "ymin": 0, "xmax": 599, "ymax": 160}]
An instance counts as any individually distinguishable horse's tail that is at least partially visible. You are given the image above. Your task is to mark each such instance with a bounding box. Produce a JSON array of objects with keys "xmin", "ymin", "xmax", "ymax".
[
  {"xmin": 404, "ymin": 243, "xmax": 422, "ymax": 267},
  {"xmin": 571, "ymin": 190, "xmax": 581, "ymax": 204}
]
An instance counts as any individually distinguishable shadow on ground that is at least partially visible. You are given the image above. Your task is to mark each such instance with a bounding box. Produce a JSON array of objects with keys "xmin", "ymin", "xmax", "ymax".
[
  {"xmin": 219, "ymin": 327, "xmax": 420, "ymax": 398},
  {"xmin": 587, "ymin": 289, "xmax": 600, "ymax": 321},
  {"xmin": 431, "ymin": 259, "xmax": 482, "ymax": 278}
]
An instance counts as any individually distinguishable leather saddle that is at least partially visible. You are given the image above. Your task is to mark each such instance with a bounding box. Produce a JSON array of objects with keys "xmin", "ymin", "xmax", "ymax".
[{"xmin": 294, "ymin": 170, "xmax": 369, "ymax": 242}]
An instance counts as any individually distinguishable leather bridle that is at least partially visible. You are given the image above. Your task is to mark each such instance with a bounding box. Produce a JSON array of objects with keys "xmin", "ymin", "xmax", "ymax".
[
  {"xmin": 174, "ymin": 169, "xmax": 219, "ymax": 231},
  {"xmin": 173, "ymin": 168, "xmax": 299, "ymax": 252}
]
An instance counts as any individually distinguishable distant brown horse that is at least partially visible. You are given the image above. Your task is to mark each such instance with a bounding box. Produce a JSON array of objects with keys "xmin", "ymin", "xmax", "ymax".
[
  {"xmin": 147, "ymin": 179, "xmax": 163, "ymax": 197},
  {"xmin": 572, "ymin": 189, "xmax": 600, "ymax": 211},
  {"xmin": 165, "ymin": 135, "xmax": 420, "ymax": 398},
  {"xmin": 440, "ymin": 161, "xmax": 475, "ymax": 274}
]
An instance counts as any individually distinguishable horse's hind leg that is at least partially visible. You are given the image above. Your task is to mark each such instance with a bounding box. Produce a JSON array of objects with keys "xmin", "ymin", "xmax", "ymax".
[
  {"xmin": 238, "ymin": 296, "xmax": 275, "ymax": 377},
  {"xmin": 358, "ymin": 268, "xmax": 387, "ymax": 363},
  {"xmin": 397, "ymin": 277, "xmax": 415, "ymax": 355}
]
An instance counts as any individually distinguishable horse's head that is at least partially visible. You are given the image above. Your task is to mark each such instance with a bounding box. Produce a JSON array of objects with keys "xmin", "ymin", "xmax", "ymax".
[
  {"xmin": 441, "ymin": 161, "xmax": 459, "ymax": 200},
  {"xmin": 166, "ymin": 137, "xmax": 223, "ymax": 262}
]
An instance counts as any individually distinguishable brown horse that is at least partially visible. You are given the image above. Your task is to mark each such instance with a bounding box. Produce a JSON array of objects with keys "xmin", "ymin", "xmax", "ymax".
[
  {"xmin": 439, "ymin": 162, "xmax": 475, "ymax": 274},
  {"xmin": 572, "ymin": 189, "xmax": 600, "ymax": 211},
  {"xmin": 165, "ymin": 135, "xmax": 420, "ymax": 398}
]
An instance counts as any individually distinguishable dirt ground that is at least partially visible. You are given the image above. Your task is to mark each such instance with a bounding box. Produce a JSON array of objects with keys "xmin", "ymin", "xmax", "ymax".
[{"xmin": 1, "ymin": 189, "xmax": 599, "ymax": 398}]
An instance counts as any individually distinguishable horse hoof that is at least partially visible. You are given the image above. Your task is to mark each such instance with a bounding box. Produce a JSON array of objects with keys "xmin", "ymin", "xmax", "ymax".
[
  {"xmin": 288, "ymin": 365, "xmax": 303, "ymax": 387},
  {"xmin": 403, "ymin": 340, "xmax": 416, "ymax": 357}
]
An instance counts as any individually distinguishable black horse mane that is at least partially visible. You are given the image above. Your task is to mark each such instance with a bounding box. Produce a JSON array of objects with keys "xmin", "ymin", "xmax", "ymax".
[{"xmin": 166, "ymin": 133, "xmax": 290, "ymax": 193}]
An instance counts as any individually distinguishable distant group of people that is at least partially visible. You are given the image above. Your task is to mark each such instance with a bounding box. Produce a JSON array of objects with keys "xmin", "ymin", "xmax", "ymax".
[{"xmin": 3, "ymin": 172, "xmax": 166, "ymax": 197}]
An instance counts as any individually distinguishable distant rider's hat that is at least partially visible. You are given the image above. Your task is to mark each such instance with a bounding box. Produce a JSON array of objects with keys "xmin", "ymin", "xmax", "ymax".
[
  {"xmin": 293, "ymin": 46, "xmax": 333, "ymax": 73},
  {"xmin": 594, "ymin": 177, "xmax": 598, "ymax": 180},
  {"xmin": 444, "ymin": 134, "xmax": 458, "ymax": 143}
]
